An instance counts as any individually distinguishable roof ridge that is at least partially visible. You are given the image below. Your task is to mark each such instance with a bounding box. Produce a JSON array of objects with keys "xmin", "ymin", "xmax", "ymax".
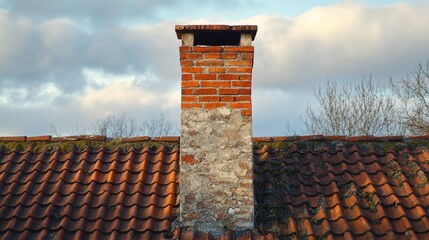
[
  {"xmin": 0, "ymin": 135, "xmax": 180, "ymax": 142},
  {"xmin": 2, "ymin": 134, "xmax": 429, "ymax": 143},
  {"xmin": 252, "ymin": 135, "xmax": 429, "ymax": 142}
]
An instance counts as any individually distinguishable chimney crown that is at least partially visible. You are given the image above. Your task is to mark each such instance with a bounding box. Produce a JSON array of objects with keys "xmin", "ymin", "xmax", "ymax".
[{"xmin": 175, "ymin": 25, "xmax": 257, "ymax": 46}]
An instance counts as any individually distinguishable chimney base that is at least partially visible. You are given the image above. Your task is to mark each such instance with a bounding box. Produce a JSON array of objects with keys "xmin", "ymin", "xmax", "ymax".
[{"xmin": 180, "ymin": 107, "xmax": 253, "ymax": 233}]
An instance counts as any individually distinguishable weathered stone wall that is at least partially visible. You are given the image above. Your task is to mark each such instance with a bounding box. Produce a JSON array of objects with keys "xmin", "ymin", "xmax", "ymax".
[{"xmin": 180, "ymin": 107, "xmax": 253, "ymax": 233}]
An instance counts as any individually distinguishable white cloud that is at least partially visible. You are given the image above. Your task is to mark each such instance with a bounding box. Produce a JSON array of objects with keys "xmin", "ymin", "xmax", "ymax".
[
  {"xmin": 81, "ymin": 80, "xmax": 155, "ymax": 110},
  {"xmin": 82, "ymin": 68, "xmax": 160, "ymax": 89},
  {"xmin": 80, "ymin": 69, "xmax": 179, "ymax": 117},
  {"xmin": 247, "ymin": 2, "xmax": 429, "ymax": 89},
  {"xmin": 0, "ymin": 9, "xmax": 179, "ymax": 93},
  {"xmin": 2, "ymin": 0, "xmax": 174, "ymax": 27},
  {"xmin": 0, "ymin": 82, "xmax": 62, "ymax": 107}
]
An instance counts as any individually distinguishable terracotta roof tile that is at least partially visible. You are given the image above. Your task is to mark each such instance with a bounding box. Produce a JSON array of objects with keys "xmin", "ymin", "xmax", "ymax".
[
  {"xmin": 123, "ymin": 136, "xmax": 151, "ymax": 142},
  {"xmin": 0, "ymin": 138, "xmax": 179, "ymax": 239},
  {"xmin": 0, "ymin": 136, "xmax": 27, "ymax": 141},
  {"xmin": 2, "ymin": 135, "xmax": 429, "ymax": 239},
  {"xmin": 253, "ymin": 139, "xmax": 429, "ymax": 239},
  {"xmin": 27, "ymin": 135, "xmax": 52, "ymax": 141},
  {"xmin": 152, "ymin": 136, "xmax": 180, "ymax": 142}
]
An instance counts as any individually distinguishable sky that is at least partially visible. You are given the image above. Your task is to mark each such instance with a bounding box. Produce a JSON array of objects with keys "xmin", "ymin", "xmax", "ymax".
[{"xmin": 0, "ymin": 0, "xmax": 429, "ymax": 137}]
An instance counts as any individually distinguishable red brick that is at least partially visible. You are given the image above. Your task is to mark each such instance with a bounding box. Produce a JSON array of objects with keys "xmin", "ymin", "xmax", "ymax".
[
  {"xmin": 209, "ymin": 67, "xmax": 226, "ymax": 73},
  {"xmin": 195, "ymin": 60, "xmax": 223, "ymax": 66},
  {"xmin": 223, "ymin": 46, "xmax": 254, "ymax": 52},
  {"xmin": 182, "ymin": 66, "xmax": 203, "ymax": 73},
  {"xmin": 232, "ymin": 81, "xmax": 251, "ymax": 87},
  {"xmin": 199, "ymin": 96, "xmax": 220, "ymax": 102},
  {"xmin": 238, "ymin": 89, "xmax": 251, "ymax": 95},
  {"xmin": 239, "ymin": 74, "xmax": 252, "ymax": 80},
  {"xmin": 182, "ymin": 103, "xmax": 202, "ymax": 108},
  {"xmin": 218, "ymin": 74, "xmax": 239, "ymax": 80},
  {"xmin": 240, "ymin": 183, "xmax": 252, "ymax": 188},
  {"xmin": 123, "ymin": 136, "xmax": 150, "ymax": 142},
  {"xmin": 193, "ymin": 46, "xmax": 223, "ymax": 52},
  {"xmin": 182, "ymin": 74, "xmax": 193, "ymax": 81},
  {"xmin": 235, "ymin": 96, "xmax": 251, "ymax": 101},
  {"xmin": 299, "ymin": 135, "xmax": 326, "ymax": 141},
  {"xmin": 230, "ymin": 102, "xmax": 251, "ymax": 108},
  {"xmin": 228, "ymin": 67, "xmax": 252, "ymax": 73},
  {"xmin": 195, "ymin": 74, "xmax": 216, "ymax": 80},
  {"xmin": 201, "ymin": 81, "xmax": 230, "ymax": 87},
  {"xmin": 374, "ymin": 136, "xmax": 404, "ymax": 141},
  {"xmin": 27, "ymin": 135, "xmax": 52, "ymax": 141},
  {"xmin": 0, "ymin": 136, "xmax": 27, "ymax": 141},
  {"xmin": 179, "ymin": 46, "xmax": 192, "ymax": 52},
  {"xmin": 153, "ymin": 136, "xmax": 180, "ymax": 142},
  {"xmin": 205, "ymin": 53, "xmax": 221, "ymax": 59},
  {"xmin": 221, "ymin": 53, "xmax": 238, "ymax": 59},
  {"xmin": 181, "ymin": 81, "xmax": 199, "ymax": 87},
  {"xmin": 326, "ymin": 136, "xmax": 348, "ymax": 141},
  {"xmin": 195, "ymin": 88, "xmax": 217, "ymax": 95},
  {"xmin": 204, "ymin": 103, "xmax": 227, "ymax": 109},
  {"xmin": 241, "ymin": 109, "xmax": 252, "ymax": 116},
  {"xmin": 225, "ymin": 60, "xmax": 253, "ymax": 66},
  {"xmin": 180, "ymin": 53, "xmax": 202, "ymax": 59},
  {"xmin": 252, "ymin": 137, "xmax": 273, "ymax": 142},
  {"xmin": 221, "ymin": 96, "xmax": 234, "ymax": 102},
  {"xmin": 182, "ymin": 89, "xmax": 194, "ymax": 95},
  {"xmin": 219, "ymin": 88, "xmax": 238, "ymax": 95},
  {"xmin": 407, "ymin": 135, "xmax": 429, "ymax": 140},
  {"xmin": 241, "ymin": 52, "xmax": 254, "ymax": 59},
  {"xmin": 182, "ymin": 155, "xmax": 197, "ymax": 165},
  {"xmin": 180, "ymin": 59, "xmax": 194, "ymax": 66},
  {"xmin": 348, "ymin": 136, "xmax": 376, "ymax": 142},
  {"xmin": 182, "ymin": 96, "xmax": 197, "ymax": 102}
]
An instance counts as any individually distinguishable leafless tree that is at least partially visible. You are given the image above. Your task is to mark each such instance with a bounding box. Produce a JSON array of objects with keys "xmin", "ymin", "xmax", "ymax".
[
  {"xmin": 391, "ymin": 61, "xmax": 429, "ymax": 135},
  {"xmin": 49, "ymin": 123, "xmax": 60, "ymax": 137},
  {"xmin": 303, "ymin": 78, "xmax": 401, "ymax": 136},
  {"xmin": 51, "ymin": 113, "xmax": 178, "ymax": 138},
  {"xmin": 142, "ymin": 113, "xmax": 175, "ymax": 137},
  {"xmin": 285, "ymin": 120, "xmax": 298, "ymax": 136},
  {"xmin": 93, "ymin": 112, "xmax": 178, "ymax": 138},
  {"xmin": 93, "ymin": 113, "xmax": 139, "ymax": 138}
]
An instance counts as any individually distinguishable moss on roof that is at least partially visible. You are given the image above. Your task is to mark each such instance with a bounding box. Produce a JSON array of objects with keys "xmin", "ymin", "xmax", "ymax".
[{"xmin": 0, "ymin": 138, "xmax": 179, "ymax": 154}]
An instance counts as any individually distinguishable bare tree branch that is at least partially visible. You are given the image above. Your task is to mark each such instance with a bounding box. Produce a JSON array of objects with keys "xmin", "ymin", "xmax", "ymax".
[
  {"xmin": 92, "ymin": 112, "xmax": 178, "ymax": 138},
  {"xmin": 391, "ymin": 61, "xmax": 429, "ymax": 135},
  {"xmin": 303, "ymin": 77, "xmax": 402, "ymax": 136}
]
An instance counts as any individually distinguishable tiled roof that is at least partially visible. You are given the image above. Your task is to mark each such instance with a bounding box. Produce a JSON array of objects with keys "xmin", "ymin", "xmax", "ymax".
[
  {"xmin": 254, "ymin": 136, "xmax": 429, "ymax": 239},
  {"xmin": 0, "ymin": 136, "xmax": 179, "ymax": 240},
  {"xmin": 2, "ymin": 135, "xmax": 429, "ymax": 239}
]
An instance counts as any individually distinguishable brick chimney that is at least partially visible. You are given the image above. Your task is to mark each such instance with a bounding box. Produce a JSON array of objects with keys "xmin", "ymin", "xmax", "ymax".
[{"xmin": 175, "ymin": 25, "xmax": 257, "ymax": 233}]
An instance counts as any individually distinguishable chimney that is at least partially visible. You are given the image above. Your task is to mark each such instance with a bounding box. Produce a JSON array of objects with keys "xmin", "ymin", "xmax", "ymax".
[{"xmin": 175, "ymin": 25, "xmax": 257, "ymax": 233}]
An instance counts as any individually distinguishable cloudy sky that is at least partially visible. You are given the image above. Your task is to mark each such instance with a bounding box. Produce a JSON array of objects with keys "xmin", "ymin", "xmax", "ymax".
[{"xmin": 0, "ymin": 0, "xmax": 428, "ymax": 137}]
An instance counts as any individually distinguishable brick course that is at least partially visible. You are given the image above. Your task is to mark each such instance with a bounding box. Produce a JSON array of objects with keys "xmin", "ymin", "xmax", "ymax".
[{"xmin": 179, "ymin": 45, "xmax": 254, "ymax": 115}]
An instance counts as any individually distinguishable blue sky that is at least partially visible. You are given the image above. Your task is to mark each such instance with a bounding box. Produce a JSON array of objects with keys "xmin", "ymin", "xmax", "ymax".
[{"xmin": 0, "ymin": 0, "xmax": 429, "ymax": 136}]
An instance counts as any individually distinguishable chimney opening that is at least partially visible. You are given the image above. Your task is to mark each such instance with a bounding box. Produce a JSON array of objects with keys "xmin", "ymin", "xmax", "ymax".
[{"xmin": 194, "ymin": 31, "xmax": 241, "ymax": 46}]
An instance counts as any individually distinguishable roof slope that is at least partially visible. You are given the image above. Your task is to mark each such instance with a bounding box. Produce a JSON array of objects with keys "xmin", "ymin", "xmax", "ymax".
[
  {"xmin": 2, "ymin": 135, "xmax": 429, "ymax": 239},
  {"xmin": 0, "ymin": 137, "xmax": 179, "ymax": 240},
  {"xmin": 254, "ymin": 138, "xmax": 429, "ymax": 239}
]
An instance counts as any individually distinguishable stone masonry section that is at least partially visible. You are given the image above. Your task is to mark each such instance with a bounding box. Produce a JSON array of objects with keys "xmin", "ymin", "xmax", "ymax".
[
  {"xmin": 180, "ymin": 108, "xmax": 253, "ymax": 232},
  {"xmin": 176, "ymin": 25, "xmax": 257, "ymax": 234}
]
